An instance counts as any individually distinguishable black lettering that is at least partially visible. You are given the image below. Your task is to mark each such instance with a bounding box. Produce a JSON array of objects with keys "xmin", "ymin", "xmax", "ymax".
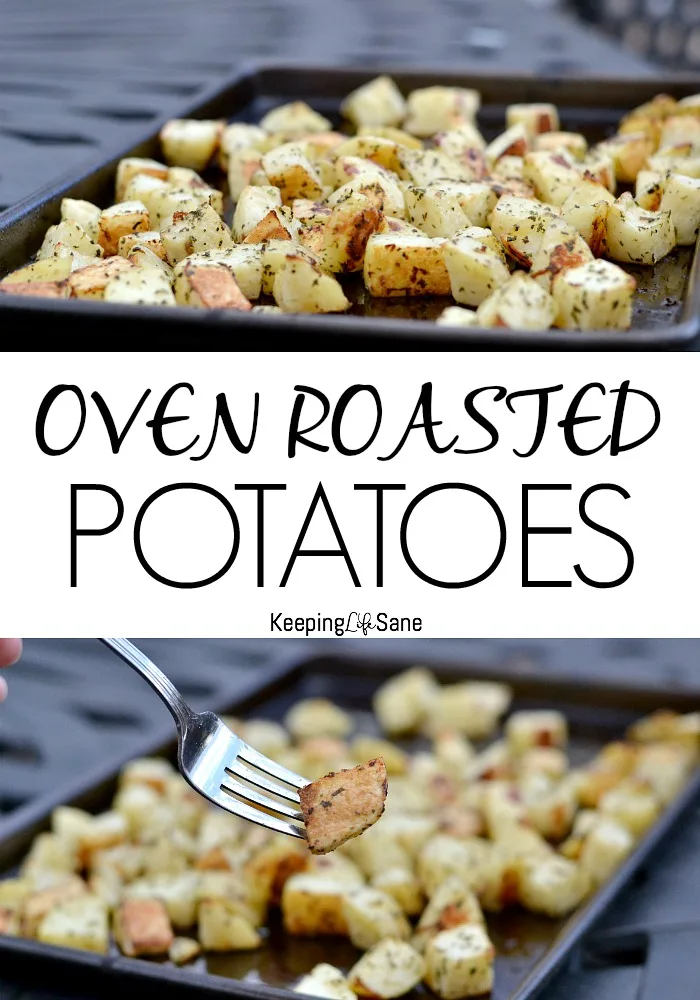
[
  {"xmin": 191, "ymin": 391, "xmax": 259, "ymax": 461},
  {"xmin": 506, "ymin": 385, "xmax": 563, "ymax": 458},
  {"xmin": 522, "ymin": 484, "xmax": 572, "ymax": 587},
  {"xmin": 288, "ymin": 385, "xmax": 330, "ymax": 457},
  {"xmin": 574, "ymin": 484, "xmax": 634, "ymax": 588},
  {"xmin": 91, "ymin": 390, "xmax": 150, "ymax": 454},
  {"xmin": 36, "ymin": 385, "xmax": 86, "ymax": 456},
  {"xmin": 610, "ymin": 382, "xmax": 661, "ymax": 455},
  {"xmin": 280, "ymin": 483, "xmax": 360, "ymax": 586},
  {"xmin": 70, "ymin": 484, "xmax": 124, "ymax": 587},
  {"xmin": 332, "ymin": 385, "xmax": 382, "ymax": 455},
  {"xmin": 454, "ymin": 386, "xmax": 507, "ymax": 454},
  {"xmin": 235, "ymin": 484, "xmax": 286, "ymax": 586},
  {"xmin": 379, "ymin": 383, "xmax": 458, "ymax": 461},
  {"xmin": 557, "ymin": 383, "xmax": 609, "ymax": 456},
  {"xmin": 145, "ymin": 383, "xmax": 198, "ymax": 455},
  {"xmin": 354, "ymin": 484, "xmax": 406, "ymax": 586}
]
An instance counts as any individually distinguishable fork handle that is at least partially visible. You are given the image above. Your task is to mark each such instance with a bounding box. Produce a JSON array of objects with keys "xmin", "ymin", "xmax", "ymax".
[{"xmin": 99, "ymin": 638, "xmax": 194, "ymax": 731}]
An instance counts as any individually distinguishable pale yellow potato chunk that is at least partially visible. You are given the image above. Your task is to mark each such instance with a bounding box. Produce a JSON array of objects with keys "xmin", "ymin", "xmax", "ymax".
[
  {"xmin": 260, "ymin": 101, "xmax": 331, "ymax": 134},
  {"xmin": 262, "ymin": 143, "xmax": 324, "ymax": 204},
  {"xmin": 489, "ymin": 195, "xmax": 562, "ymax": 267},
  {"xmin": 371, "ymin": 867, "xmax": 424, "ymax": 916},
  {"xmin": 37, "ymin": 220, "xmax": 103, "ymax": 261},
  {"xmin": 103, "ymin": 267, "xmax": 175, "ymax": 306},
  {"xmin": 349, "ymin": 939, "xmax": 425, "ymax": 999},
  {"xmin": 507, "ymin": 102, "xmax": 560, "ymax": 136},
  {"xmin": 476, "ymin": 272, "xmax": 556, "ymax": 330},
  {"xmin": 604, "ymin": 192, "xmax": 676, "ymax": 265},
  {"xmin": 404, "ymin": 86, "xmax": 480, "ymax": 136},
  {"xmin": 559, "ymin": 179, "xmax": 615, "ymax": 252},
  {"xmin": 319, "ymin": 191, "xmax": 383, "ymax": 272},
  {"xmin": 552, "ymin": 259, "xmax": 636, "ymax": 331},
  {"xmin": 579, "ymin": 818, "xmax": 635, "ymax": 885},
  {"xmin": 281, "ymin": 874, "xmax": 349, "ymax": 936},
  {"xmin": 659, "ymin": 172, "xmax": 700, "ymax": 244},
  {"xmin": 97, "ymin": 201, "xmax": 150, "ymax": 256},
  {"xmin": 60, "ymin": 198, "xmax": 102, "ymax": 239},
  {"xmin": 425, "ymin": 925, "xmax": 495, "ymax": 999},
  {"xmin": 596, "ymin": 131, "xmax": 656, "ymax": 183},
  {"xmin": 159, "ymin": 118, "xmax": 222, "ymax": 171},
  {"xmin": 363, "ymin": 232, "xmax": 451, "ymax": 297},
  {"xmin": 161, "ymin": 204, "xmax": 233, "ymax": 264},
  {"xmin": 295, "ymin": 964, "xmax": 357, "ymax": 1000},
  {"xmin": 122, "ymin": 173, "xmax": 172, "ymax": 220},
  {"xmin": 123, "ymin": 872, "xmax": 198, "ymax": 929},
  {"xmin": 443, "ymin": 226, "xmax": 510, "ymax": 307},
  {"xmin": 517, "ymin": 856, "xmax": 591, "ymax": 917},
  {"xmin": 418, "ymin": 835, "xmax": 493, "ymax": 896},
  {"xmin": 523, "ymin": 150, "xmax": 582, "ymax": 206},
  {"xmin": 198, "ymin": 899, "xmax": 262, "ymax": 951},
  {"xmin": 535, "ymin": 131, "xmax": 588, "ymax": 159},
  {"xmin": 485, "ymin": 124, "xmax": 530, "ymax": 169},
  {"xmin": 68, "ymin": 256, "xmax": 134, "ymax": 299},
  {"xmin": 115, "ymin": 157, "xmax": 168, "ymax": 202},
  {"xmin": 36, "ymin": 895, "xmax": 109, "ymax": 954},
  {"xmin": 218, "ymin": 122, "xmax": 267, "ymax": 170},
  {"xmin": 1, "ymin": 257, "xmax": 72, "ymax": 284},
  {"xmin": 422, "ymin": 680, "xmax": 512, "ymax": 739},
  {"xmin": 117, "ymin": 230, "xmax": 167, "ymax": 260},
  {"xmin": 169, "ymin": 936, "xmax": 201, "ymax": 965},
  {"xmin": 599, "ymin": 783, "xmax": 660, "ymax": 837},
  {"xmin": 436, "ymin": 305, "xmax": 479, "ymax": 327},
  {"xmin": 341, "ymin": 886, "xmax": 411, "ymax": 950},
  {"xmin": 341, "ymin": 75, "xmax": 407, "ymax": 129}
]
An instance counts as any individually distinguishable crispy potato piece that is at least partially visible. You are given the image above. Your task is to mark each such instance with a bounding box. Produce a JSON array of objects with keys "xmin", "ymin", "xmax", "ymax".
[
  {"xmin": 1, "ymin": 257, "xmax": 72, "ymax": 284},
  {"xmin": 443, "ymin": 226, "xmax": 510, "ymax": 307},
  {"xmin": 506, "ymin": 711, "xmax": 568, "ymax": 754},
  {"xmin": 517, "ymin": 855, "xmax": 591, "ymax": 917},
  {"xmin": 169, "ymin": 936, "xmax": 201, "ymax": 965},
  {"xmin": 97, "ymin": 200, "xmax": 150, "ymax": 256},
  {"xmin": 578, "ymin": 149, "xmax": 617, "ymax": 192},
  {"xmin": 37, "ymin": 220, "xmax": 103, "ymax": 261},
  {"xmin": 507, "ymin": 103, "xmax": 560, "ymax": 137},
  {"xmin": 36, "ymin": 895, "xmax": 109, "ymax": 954},
  {"xmin": 633, "ymin": 742, "xmax": 695, "ymax": 804},
  {"xmin": 432, "ymin": 122, "xmax": 486, "ymax": 156},
  {"xmin": 127, "ymin": 244, "xmax": 173, "ymax": 279},
  {"xmin": 261, "ymin": 240, "xmax": 324, "ymax": 294},
  {"xmin": 605, "ymin": 192, "xmax": 675, "ymax": 265},
  {"xmin": 332, "ymin": 136, "xmax": 403, "ymax": 174},
  {"xmin": 598, "ymin": 783, "xmax": 660, "ymax": 837},
  {"xmin": 115, "ymin": 158, "xmax": 168, "ymax": 202},
  {"xmin": 579, "ymin": 817, "xmax": 634, "ymax": 885},
  {"xmin": 476, "ymin": 272, "xmax": 556, "ymax": 330},
  {"xmin": 114, "ymin": 898, "xmax": 174, "ymax": 957},
  {"xmin": 559, "ymin": 179, "xmax": 615, "ymax": 253},
  {"xmin": 295, "ymin": 963, "xmax": 357, "ymax": 1000},
  {"xmin": 122, "ymin": 173, "xmax": 172, "ymax": 221},
  {"xmin": 68, "ymin": 256, "xmax": 134, "ymax": 299},
  {"xmin": 262, "ymin": 143, "xmax": 324, "ymax": 204},
  {"xmin": 535, "ymin": 131, "xmax": 588, "ymax": 159},
  {"xmin": 349, "ymin": 939, "xmax": 425, "ymax": 999},
  {"xmin": 103, "ymin": 266, "xmax": 175, "ymax": 306},
  {"xmin": 635, "ymin": 169, "xmax": 665, "ymax": 212},
  {"xmin": 436, "ymin": 305, "xmax": 479, "ymax": 327},
  {"xmin": 413, "ymin": 875, "xmax": 485, "ymax": 954},
  {"xmin": 529, "ymin": 227, "xmax": 594, "ymax": 292},
  {"xmin": 198, "ymin": 899, "xmax": 262, "ymax": 950},
  {"xmin": 166, "ymin": 167, "xmax": 224, "ymax": 216},
  {"xmin": 659, "ymin": 172, "xmax": 700, "ymax": 245},
  {"xmin": 22, "ymin": 832, "xmax": 79, "ymax": 876},
  {"xmin": 281, "ymin": 874, "xmax": 350, "ymax": 935},
  {"xmin": 422, "ymin": 680, "xmax": 512, "ymax": 739},
  {"xmin": 118, "ymin": 230, "xmax": 167, "ymax": 260},
  {"xmin": 371, "ymin": 868, "xmax": 424, "ymax": 917},
  {"xmin": 233, "ymin": 185, "xmax": 284, "ymax": 241},
  {"xmin": 489, "ymin": 195, "xmax": 562, "ymax": 268},
  {"xmin": 124, "ymin": 872, "xmax": 198, "ymax": 929},
  {"xmin": 363, "ymin": 232, "xmax": 451, "ymax": 297},
  {"xmin": 357, "ymin": 124, "xmax": 423, "ymax": 149},
  {"xmin": 273, "ymin": 254, "xmax": 350, "ymax": 313},
  {"xmin": 260, "ymin": 101, "xmax": 331, "ymax": 134},
  {"xmin": 159, "ymin": 118, "xmax": 223, "ymax": 171},
  {"xmin": 228, "ymin": 147, "xmax": 266, "ymax": 201},
  {"xmin": 341, "ymin": 76, "xmax": 407, "ymax": 129},
  {"xmin": 659, "ymin": 114, "xmax": 700, "ymax": 151},
  {"xmin": 173, "ymin": 261, "xmax": 252, "ymax": 310},
  {"xmin": 404, "ymin": 184, "xmax": 471, "ymax": 238},
  {"xmin": 425, "ymin": 925, "xmax": 495, "ymax": 999},
  {"xmin": 596, "ymin": 132, "xmax": 656, "ymax": 184},
  {"xmin": 418, "ymin": 835, "xmax": 493, "ymax": 896},
  {"xmin": 523, "ymin": 150, "xmax": 582, "ymax": 206},
  {"xmin": 319, "ymin": 192, "xmax": 383, "ymax": 272},
  {"xmin": 60, "ymin": 198, "xmax": 102, "ymax": 240},
  {"xmin": 342, "ymin": 886, "xmax": 411, "ymax": 949},
  {"xmin": 285, "ymin": 698, "xmax": 353, "ymax": 741},
  {"xmin": 524, "ymin": 780, "xmax": 578, "ymax": 841},
  {"xmin": 161, "ymin": 204, "xmax": 233, "ymax": 264},
  {"xmin": 404, "ymin": 86, "xmax": 480, "ymax": 136},
  {"xmin": 178, "ymin": 245, "xmax": 263, "ymax": 301},
  {"xmin": 396, "ymin": 147, "xmax": 474, "ymax": 186},
  {"xmin": 372, "ymin": 668, "xmax": 434, "ymax": 737},
  {"xmin": 552, "ymin": 259, "xmax": 636, "ymax": 331},
  {"xmin": 485, "ymin": 125, "xmax": 530, "ymax": 169},
  {"xmin": 218, "ymin": 123, "xmax": 267, "ymax": 171},
  {"xmin": 300, "ymin": 758, "xmax": 388, "ymax": 855},
  {"xmin": 22, "ymin": 877, "xmax": 88, "ymax": 936},
  {"xmin": 330, "ymin": 175, "xmax": 406, "ymax": 219}
]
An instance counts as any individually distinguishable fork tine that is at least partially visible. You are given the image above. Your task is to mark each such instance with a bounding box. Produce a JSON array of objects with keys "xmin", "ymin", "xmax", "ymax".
[
  {"xmin": 226, "ymin": 757, "xmax": 305, "ymax": 802},
  {"xmin": 237, "ymin": 742, "xmax": 310, "ymax": 790},
  {"xmin": 209, "ymin": 784, "xmax": 307, "ymax": 839},
  {"xmin": 220, "ymin": 775, "xmax": 304, "ymax": 822}
]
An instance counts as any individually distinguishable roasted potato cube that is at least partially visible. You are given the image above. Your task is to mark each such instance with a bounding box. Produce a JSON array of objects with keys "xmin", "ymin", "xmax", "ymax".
[
  {"xmin": 529, "ymin": 227, "xmax": 594, "ymax": 292},
  {"xmin": 173, "ymin": 261, "xmax": 252, "ymax": 310},
  {"xmin": 166, "ymin": 167, "xmax": 224, "ymax": 216},
  {"xmin": 341, "ymin": 76, "xmax": 407, "ymax": 129},
  {"xmin": 103, "ymin": 266, "xmax": 175, "ymax": 306},
  {"xmin": 413, "ymin": 875, "xmax": 485, "ymax": 954},
  {"xmin": 552, "ymin": 258, "xmax": 636, "ymax": 331},
  {"xmin": 425, "ymin": 924, "xmax": 494, "ymax": 999},
  {"xmin": 404, "ymin": 86, "xmax": 480, "ymax": 136},
  {"xmin": 296, "ymin": 963, "xmax": 356, "ymax": 1000},
  {"xmin": 535, "ymin": 131, "xmax": 588, "ymax": 159},
  {"xmin": 485, "ymin": 124, "xmax": 530, "ymax": 168},
  {"xmin": 507, "ymin": 103, "xmax": 560, "ymax": 137},
  {"xmin": 273, "ymin": 254, "xmax": 350, "ymax": 313},
  {"xmin": 341, "ymin": 886, "xmax": 411, "ymax": 950},
  {"xmin": 159, "ymin": 118, "xmax": 222, "ymax": 171},
  {"xmin": 659, "ymin": 172, "xmax": 700, "ymax": 245},
  {"xmin": 60, "ymin": 198, "xmax": 102, "ymax": 240},
  {"xmin": 357, "ymin": 124, "xmax": 422, "ymax": 149},
  {"xmin": 443, "ymin": 226, "xmax": 510, "ymax": 307},
  {"xmin": 285, "ymin": 698, "xmax": 353, "ymax": 741},
  {"xmin": 404, "ymin": 184, "xmax": 471, "ymax": 238},
  {"xmin": 197, "ymin": 899, "xmax": 262, "ymax": 951},
  {"xmin": 329, "ymin": 175, "xmax": 405, "ymax": 219},
  {"xmin": 436, "ymin": 305, "xmax": 479, "ymax": 327},
  {"xmin": 476, "ymin": 272, "xmax": 556, "ymax": 330},
  {"xmin": 372, "ymin": 667, "xmax": 438, "ymax": 736},
  {"xmin": 363, "ymin": 232, "xmax": 451, "ymax": 297},
  {"xmin": 178, "ymin": 245, "xmax": 263, "ymax": 300},
  {"xmin": 262, "ymin": 143, "xmax": 324, "ymax": 203},
  {"xmin": 169, "ymin": 936, "xmax": 201, "ymax": 965},
  {"xmin": 161, "ymin": 204, "xmax": 233, "ymax": 264},
  {"xmin": 635, "ymin": 169, "xmax": 665, "ymax": 212},
  {"xmin": 596, "ymin": 132, "xmax": 656, "ymax": 183},
  {"xmin": 396, "ymin": 147, "xmax": 473, "ymax": 186},
  {"xmin": 659, "ymin": 114, "xmax": 700, "ymax": 150},
  {"xmin": 349, "ymin": 939, "xmax": 425, "ymax": 999},
  {"xmin": 648, "ymin": 145, "xmax": 700, "ymax": 179},
  {"xmin": 300, "ymin": 758, "xmax": 388, "ymax": 855},
  {"xmin": 260, "ymin": 101, "xmax": 331, "ymax": 134},
  {"xmin": 114, "ymin": 898, "xmax": 173, "ymax": 957},
  {"xmin": 432, "ymin": 123, "xmax": 487, "ymax": 157},
  {"xmin": 127, "ymin": 244, "xmax": 173, "ymax": 279},
  {"xmin": 227, "ymin": 147, "xmax": 265, "ymax": 201},
  {"xmin": 489, "ymin": 194, "xmax": 562, "ymax": 267},
  {"xmin": 68, "ymin": 256, "xmax": 134, "ymax": 299},
  {"xmin": 232, "ymin": 185, "xmax": 283, "ymax": 241},
  {"xmin": 579, "ymin": 817, "xmax": 634, "ymax": 885},
  {"xmin": 37, "ymin": 220, "xmax": 103, "ymax": 260},
  {"xmin": 261, "ymin": 240, "xmax": 324, "ymax": 294},
  {"xmin": 634, "ymin": 743, "xmax": 695, "ymax": 804},
  {"xmin": 422, "ymin": 680, "xmax": 512, "ymax": 739},
  {"xmin": 115, "ymin": 158, "xmax": 168, "ymax": 202},
  {"xmin": 333, "ymin": 135, "xmax": 404, "ymax": 173},
  {"xmin": 118, "ymin": 230, "xmax": 167, "ymax": 261},
  {"xmin": 351, "ymin": 737, "xmax": 408, "ymax": 776},
  {"xmin": 598, "ymin": 783, "xmax": 660, "ymax": 837},
  {"xmin": 371, "ymin": 868, "xmax": 424, "ymax": 917},
  {"xmin": 149, "ymin": 185, "xmax": 216, "ymax": 230},
  {"xmin": 627, "ymin": 709, "xmax": 700, "ymax": 749},
  {"xmin": 481, "ymin": 781, "xmax": 529, "ymax": 838},
  {"xmin": 36, "ymin": 894, "xmax": 109, "ymax": 954},
  {"xmin": 22, "ymin": 832, "xmax": 78, "ymax": 875},
  {"xmin": 97, "ymin": 201, "xmax": 150, "ymax": 256},
  {"xmin": 517, "ymin": 855, "xmax": 591, "ymax": 917},
  {"xmin": 319, "ymin": 192, "xmax": 383, "ymax": 272},
  {"xmin": 518, "ymin": 747, "xmax": 569, "ymax": 780},
  {"xmin": 559, "ymin": 180, "xmax": 615, "ymax": 252},
  {"xmin": 123, "ymin": 872, "xmax": 198, "ymax": 928},
  {"xmin": 578, "ymin": 149, "xmax": 617, "ymax": 192},
  {"xmin": 604, "ymin": 192, "xmax": 676, "ymax": 265},
  {"xmin": 523, "ymin": 150, "xmax": 582, "ymax": 206},
  {"xmin": 219, "ymin": 122, "xmax": 266, "ymax": 170},
  {"xmin": 1, "ymin": 257, "xmax": 72, "ymax": 285},
  {"xmin": 22, "ymin": 877, "xmax": 88, "ymax": 936},
  {"xmin": 418, "ymin": 835, "xmax": 493, "ymax": 896},
  {"xmin": 309, "ymin": 852, "xmax": 365, "ymax": 888},
  {"xmin": 281, "ymin": 874, "xmax": 349, "ymax": 935},
  {"xmin": 0, "ymin": 877, "xmax": 32, "ymax": 913},
  {"xmin": 524, "ymin": 780, "xmax": 578, "ymax": 841},
  {"xmin": 506, "ymin": 711, "xmax": 568, "ymax": 754}
]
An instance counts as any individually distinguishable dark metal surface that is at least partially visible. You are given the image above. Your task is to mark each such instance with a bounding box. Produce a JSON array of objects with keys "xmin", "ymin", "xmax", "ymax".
[
  {"xmin": 1, "ymin": 639, "xmax": 699, "ymax": 1000},
  {"xmin": 2, "ymin": 66, "xmax": 699, "ymax": 350},
  {"xmin": 1, "ymin": 649, "xmax": 699, "ymax": 1000}
]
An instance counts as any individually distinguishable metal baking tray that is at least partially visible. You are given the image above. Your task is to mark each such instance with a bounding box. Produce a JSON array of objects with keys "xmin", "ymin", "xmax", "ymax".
[
  {"xmin": 1, "ymin": 63, "xmax": 700, "ymax": 350},
  {"xmin": 1, "ymin": 648, "xmax": 699, "ymax": 1000}
]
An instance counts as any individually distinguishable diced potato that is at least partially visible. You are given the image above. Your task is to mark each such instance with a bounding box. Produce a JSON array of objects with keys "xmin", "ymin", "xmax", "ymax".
[
  {"xmin": 0, "ymin": 907, "xmax": 19, "ymax": 936},
  {"xmin": 349, "ymin": 939, "xmax": 425, "ymax": 999},
  {"xmin": 115, "ymin": 157, "xmax": 168, "ymax": 202},
  {"xmin": 418, "ymin": 180, "xmax": 498, "ymax": 230},
  {"xmin": 634, "ymin": 743, "xmax": 695, "ymax": 805},
  {"xmin": 232, "ymin": 185, "xmax": 283, "ymax": 241},
  {"xmin": 659, "ymin": 172, "xmax": 700, "ymax": 245},
  {"xmin": 659, "ymin": 114, "xmax": 700, "ymax": 151},
  {"xmin": 260, "ymin": 101, "xmax": 331, "ymax": 134},
  {"xmin": 296, "ymin": 964, "xmax": 356, "ymax": 1000},
  {"xmin": 262, "ymin": 143, "xmax": 324, "ymax": 204},
  {"xmin": 396, "ymin": 148, "xmax": 473, "ymax": 186},
  {"xmin": 635, "ymin": 169, "xmax": 665, "ymax": 212},
  {"xmin": 175, "ymin": 245, "xmax": 263, "ymax": 301},
  {"xmin": 123, "ymin": 872, "xmax": 199, "ymax": 928},
  {"xmin": 404, "ymin": 185, "xmax": 471, "ymax": 238},
  {"xmin": 604, "ymin": 192, "xmax": 676, "ymax": 265},
  {"xmin": 198, "ymin": 898, "xmax": 262, "ymax": 950},
  {"xmin": 97, "ymin": 201, "xmax": 150, "ymax": 256},
  {"xmin": 173, "ymin": 261, "xmax": 252, "ymax": 310},
  {"xmin": 60, "ymin": 198, "xmax": 102, "ymax": 239},
  {"xmin": 357, "ymin": 125, "xmax": 423, "ymax": 149},
  {"xmin": 525, "ymin": 781, "xmax": 578, "ymax": 841},
  {"xmin": 404, "ymin": 86, "xmax": 480, "ymax": 136},
  {"xmin": 1, "ymin": 256, "xmax": 72, "ymax": 284},
  {"xmin": 648, "ymin": 145, "xmax": 700, "ymax": 179},
  {"xmin": 577, "ymin": 149, "xmax": 617, "ymax": 192},
  {"xmin": 22, "ymin": 877, "xmax": 88, "ymax": 936},
  {"xmin": 529, "ymin": 223, "xmax": 594, "ymax": 293},
  {"xmin": 443, "ymin": 226, "xmax": 510, "ymax": 307},
  {"xmin": 329, "ymin": 175, "xmax": 405, "ymax": 219},
  {"xmin": 260, "ymin": 240, "xmax": 322, "ymax": 294},
  {"xmin": 309, "ymin": 853, "xmax": 365, "ymax": 888},
  {"xmin": 300, "ymin": 759, "xmax": 387, "ymax": 855},
  {"xmin": 218, "ymin": 123, "xmax": 267, "ymax": 171},
  {"xmin": 418, "ymin": 835, "xmax": 493, "ymax": 896},
  {"xmin": 517, "ymin": 855, "xmax": 591, "ymax": 917},
  {"xmin": 319, "ymin": 191, "xmax": 383, "ymax": 272},
  {"xmin": 596, "ymin": 132, "xmax": 656, "ymax": 183},
  {"xmin": 535, "ymin": 131, "xmax": 588, "ymax": 159},
  {"xmin": 22, "ymin": 832, "xmax": 78, "ymax": 876},
  {"xmin": 340, "ymin": 76, "xmax": 407, "ymax": 129},
  {"xmin": 559, "ymin": 179, "xmax": 615, "ymax": 252},
  {"xmin": 507, "ymin": 103, "xmax": 560, "ymax": 137},
  {"xmin": 281, "ymin": 874, "xmax": 349, "ymax": 936},
  {"xmin": 127, "ymin": 244, "xmax": 173, "ymax": 279},
  {"xmin": 161, "ymin": 204, "xmax": 233, "ymax": 264},
  {"xmin": 627, "ymin": 709, "xmax": 700, "ymax": 750},
  {"xmin": 351, "ymin": 736, "xmax": 408, "ymax": 776},
  {"xmin": 422, "ymin": 680, "xmax": 512, "ymax": 739},
  {"xmin": 37, "ymin": 220, "xmax": 103, "ymax": 261},
  {"xmin": 363, "ymin": 232, "xmax": 450, "ymax": 297},
  {"xmin": 476, "ymin": 272, "xmax": 556, "ymax": 330},
  {"xmin": 167, "ymin": 167, "xmax": 224, "ymax": 215},
  {"xmin": 228, "ymin": 147, "xmax": 265, "ymax": 201},
  {"xmin": 333, "ymin": 135, "xmax": 405, "ymax": 174},
  {"xmin": 413, "ymin": 875, "xmax": 485, "ymax": 954},
  {"xmin": 432, "ymin": 122, "xmax": 487, "ymax": 156},
  {"xmin": 36, "ymin": 894, "xmax": 109, "ymax": 954},
  {"xmin": 341, "ymin": 886, "xmax": 411, "ymax": 949},
  {"xmin": 169, "ymin": 936, "xmax": 201, "ymax": 965},
  {"xmin": 552, "ymin": 258, "xmax": 636, "ymax": 331},
  {"xmin": 114, "ymin": 898, "xmax": 174, "ymax": 956},
  {"xmin": 159, "ymin": 118, "xmax": 222, "ymax": 171},
  {"xmin": 273, "ymin": 254, "xmax": 350, "ymax": 313},
  {"xmin": 0, "ymin": 877, "xmax": 32, "ymax": 912},
  {"xmin": 489, "ymin": 195, "xmax": 562, "ymax": 267},
  {"xmin": 118, "ymin": 230, "xmax": 167, "ymax": 261},
  {"xmin": 425, "ymin": 924, "xmax": 495, "ymax": 999},
  {"xmin": 436, "ymin": 305, "xmax": 479, "ymax": 327},
  {"xmin": 598, "ymin": 783, "xmax": 660, "ymax": 837},
  {"xmin": 371, "ymin": 868, "xmax": 424, "ymax": 917},
  {"xmin": 68, "ymin": 256, "xmax": 134, "ymax": 299},
  {"xmin": 579, "ymin": 817, "xmax": 634, "ymax": 885},
  {"xmin": 523, "ymin": 150, "xmax": 582, "ymax": 206},
  {"xmin": 506, "ymin": 711, "xmax": 568, "ymax": 754},
  {"xmin": 285, "ymin": 698, "xmax": 353, "ymax": 741},
  {"xmin": 465, "ymin": 740, "xmax": 513, "ymax": 784},
  {"xmin": 485, "ymin": 125, "xmax": 530, "ymax": 169},
  {"xmin": 103, "ymin": 266, "xmax": 175, "ymax": 306},
  {"xmin": 121, "ymin": 173, "xmax": 171, "ymax": 222}
]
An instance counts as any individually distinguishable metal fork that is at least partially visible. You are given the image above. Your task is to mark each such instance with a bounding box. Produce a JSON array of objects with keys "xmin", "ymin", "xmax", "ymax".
[{"xmin": 99, "ymin": 638, "xmax": 309, "ymax": 840}]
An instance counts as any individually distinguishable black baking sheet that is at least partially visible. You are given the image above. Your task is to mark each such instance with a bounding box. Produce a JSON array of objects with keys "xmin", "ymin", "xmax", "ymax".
[
  {"xmin": 0, "ymin": 649, "xmax": 699, "ymax": 1000},
  {"xmin": 1, "ymin": 63, "xmax": 700, "ymax": 350}
]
